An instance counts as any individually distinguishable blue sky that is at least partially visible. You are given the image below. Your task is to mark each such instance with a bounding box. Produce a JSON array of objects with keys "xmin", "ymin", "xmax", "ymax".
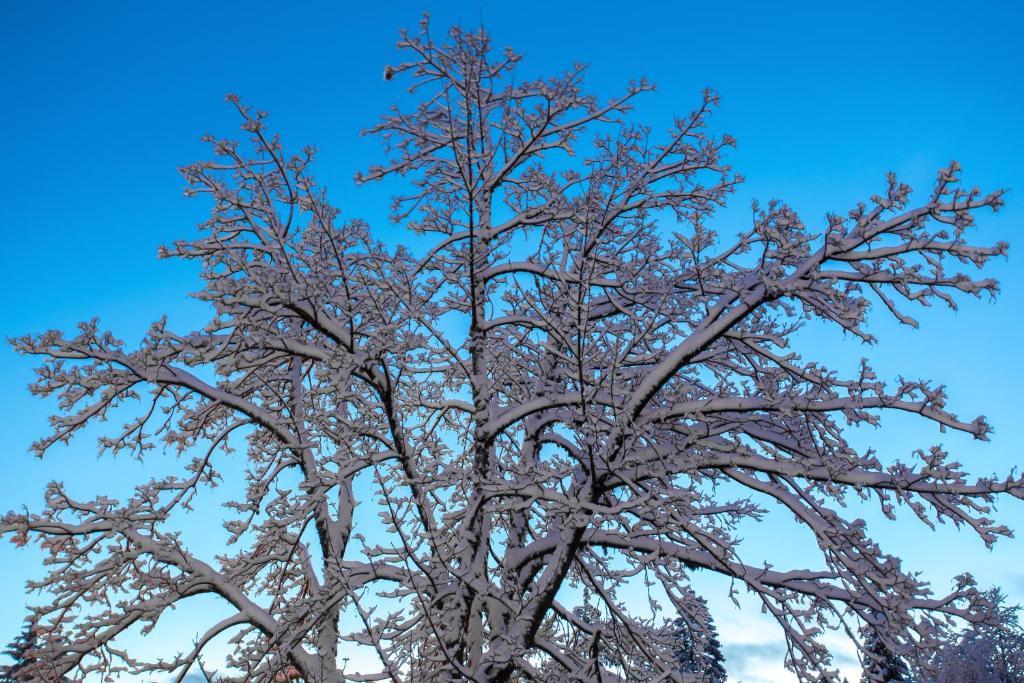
[{"xmin": 1, "ymin": 1, "xmax": 1022, "ymax": 680}]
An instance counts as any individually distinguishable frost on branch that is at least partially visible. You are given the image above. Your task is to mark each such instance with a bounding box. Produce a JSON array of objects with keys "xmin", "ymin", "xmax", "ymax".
[{"xmin": 4, "ymin": 17, "xmax": 1018, "ymax": 683}]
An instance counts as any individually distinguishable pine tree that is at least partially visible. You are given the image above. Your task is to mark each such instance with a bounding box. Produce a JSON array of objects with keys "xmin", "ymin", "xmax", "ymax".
[
  {"xmin": 861, "ymin": 627, "xmax": 910, "ymax": 683},
  {"xmin": 1, "ymin": 626, "xmax": 38, "ymax": 682},
  {"xmin": 0, "ymin": 626, "xmax": 70, "ymax": 683},
  {"xmin": 701, "ymin": 615, "xmax": 727, "ymax": 683},
  {"xmin": 674, "ymin": 600, "xmax": 727, "ymax": 683}
]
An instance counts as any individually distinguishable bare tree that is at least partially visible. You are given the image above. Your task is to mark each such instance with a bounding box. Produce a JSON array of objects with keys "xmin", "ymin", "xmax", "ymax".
[{"xmin": 4, "ymin": 18, "xmax": 1020, "ymax": 683}]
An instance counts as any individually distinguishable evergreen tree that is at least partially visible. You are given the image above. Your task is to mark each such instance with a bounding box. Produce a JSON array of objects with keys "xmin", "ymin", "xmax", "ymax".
[
  {"xmin": 673, "ymin": 599, "xmax": 727, "ymax": 683},
  {"xmin": 861, "ymin": 626, "xmax": 910, "ymax": 683},
  {"xmin": 701, "ymin": 617, "xmax": 727, "ymax": 683},
  {"xmin": 0, "ymin": 625, "xmax": 70, "ymax": 683},
  {"xmin": 0, "ymin": 626, "xmax": 37, "ymax": 682}
]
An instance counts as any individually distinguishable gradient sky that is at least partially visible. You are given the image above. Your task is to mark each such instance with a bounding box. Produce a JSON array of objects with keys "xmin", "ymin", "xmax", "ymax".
[{"xmin": 2, "ymin": 2, "xmax": 1022, "ymax": 681}]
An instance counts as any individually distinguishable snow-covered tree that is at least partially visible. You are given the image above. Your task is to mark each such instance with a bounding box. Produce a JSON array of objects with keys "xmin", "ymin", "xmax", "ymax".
[
  {"xmin": 930, "ymin": 588, "xmax": 1024, "ymax": 682},
  {"xmin": 861, "ymin": 617, "xmax": 911, "ymax": 682},
  {"xmin": 4, "ymin": 17, "xmax": 1020, "ymax": 682},
  {"xmin": 0, "ymin": 625, "xmax": 67, "ymax": 682},
  {"xmin": 0, "ymin": 626, "xmax": 38, "ymax": 682},
  {"xmin": 672, "ymin": 599, "xmax": 726, "ymax": 683}
]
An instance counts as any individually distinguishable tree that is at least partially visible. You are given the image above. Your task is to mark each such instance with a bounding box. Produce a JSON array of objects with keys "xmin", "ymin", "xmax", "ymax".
[
  {"xmin": 561, "ymin": 593, "xmax": 725, "ymax": 682},
  {"xmin": 3, "ymin": 16, "xmax": 1021, "ymax": 683},
  {"xmin": 0, "ymin": 625, "xmax": 68, "ymax": 682},
  {"xmin": 930, "ymin": 588, "xmax": 1024, "ymax": 682},
  {"xmin": 860, "ymin": 619, "xmax": 910, "ymax": 682},
  {"xmin": 0, "ymin": 626, "xmax": 37, "ymax": 682},
  {"xmin": 672, "ymin": 599, "xmax": 726, "ymax": 683}
]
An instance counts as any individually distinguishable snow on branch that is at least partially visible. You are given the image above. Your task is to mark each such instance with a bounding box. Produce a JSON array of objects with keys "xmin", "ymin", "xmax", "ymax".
[{"xmin": 3, "ymin": 16, "xmax": 1015, "ymax": 683}]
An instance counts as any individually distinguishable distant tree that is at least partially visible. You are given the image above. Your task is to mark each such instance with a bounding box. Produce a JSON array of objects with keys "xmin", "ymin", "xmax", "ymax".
[
  {"xmin": 861, "ymin": 619, "xmax": 910, "ymax": 682},
  {"xmin": 0, "ymin": 625, "xmax": 67, "ymax": 682},
  {"xmin": 0, "ymin": 625, "xmax": 37, "ymax": 682},
  {"xmin": 672, "ymin": 598, "xmax": 726, "ymax": 683},
  {"xmin": 930, "ymin": 588, "xmax": 1024, "ymax": 682},
  {"xmin": 3, "ymin": 16, "xmax": 1020, "ymax": 683}
]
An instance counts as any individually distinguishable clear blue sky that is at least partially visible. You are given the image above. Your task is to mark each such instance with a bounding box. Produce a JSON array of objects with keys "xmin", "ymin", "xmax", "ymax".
[{"xmin": 2, "ymin": 2, "xmax": 1022, "ymax": 680}]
